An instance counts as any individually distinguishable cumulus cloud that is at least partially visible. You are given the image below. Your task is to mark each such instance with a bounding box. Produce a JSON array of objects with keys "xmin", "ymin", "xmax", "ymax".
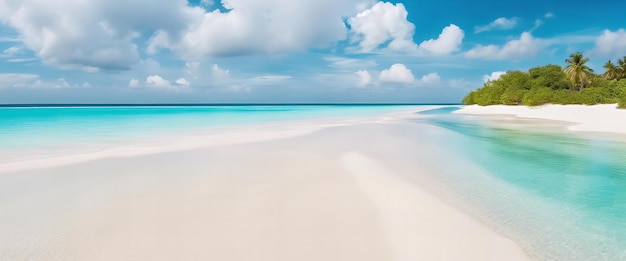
[
  {"xmin": 175, "ymin": 78, "xmax": 190, "ymax": 87},
  {"xmin": 347, "ymin": 3, "xmax": 464, "ymax": 55},
  {"xmin": 348, "ymin": 2, "xmax": 417, "ymax": 53},
  {"xmin": 465, "ymin": 32, "xmax": 544, "ymax": 60},
  {"xmin": 150, "ymin": 0, "xmax": 368, "ymax": 60},
  {"xmin": 418, "ymin": 24, "xmax": 465, "ymax": 55},
  {"xmin": 0, "ymin": 0, "xmax": 176, "ymax": 70},
  {"xmin": 355, "ymin": 70, "xmax": 372, "ymax": 87},
  {"xmin": 416, "ymin": 73, "xmax": 441, "ymax": 85},
  {"xmin": 146, "ymin": 75, "xmax": 172, "ymax": 89},
  {"xmin": 379, "ymin": 64, "xmax": 415, "ymax": 84},
  {"xmin": 483, "ymin": 71, "xmax": 506, "ymax": 83},
  {"xmin": 378, "ymin": 64, "xmax": 441, "ymax": 86},
  {"xmin": 590, "ymin": 29, "xmax": 626, "ymax": 58},
  {"xmin": 0, "ymin": 0, "xmax": 369, "ymax": 69},
  {"xmin": 130, "ymin": 75, "xmax": 190, "ymax": 91},
  {"xmin": 475, "ymin": 17, "xmax": 518, "ymax": 33}
]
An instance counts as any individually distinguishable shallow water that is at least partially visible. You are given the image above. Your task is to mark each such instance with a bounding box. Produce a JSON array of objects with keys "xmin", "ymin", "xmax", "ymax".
[
  {"xmin": 418, "ymin": 107, "xmax": 626, "ymax": 260},
  {"xmin": 0, "ymin": 105, "xmax": 421, "ymax": 156}
]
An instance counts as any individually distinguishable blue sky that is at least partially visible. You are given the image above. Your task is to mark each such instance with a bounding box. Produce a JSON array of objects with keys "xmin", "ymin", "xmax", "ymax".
[{"xmin": 0, "ymin": 0, "xmax": 625, "ymax": 104}]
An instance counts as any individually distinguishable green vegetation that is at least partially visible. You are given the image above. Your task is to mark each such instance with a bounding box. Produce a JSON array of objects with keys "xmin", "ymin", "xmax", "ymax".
[{"xmin": 463, "ymin": 53, "xmax": 626, "ymax": 108}]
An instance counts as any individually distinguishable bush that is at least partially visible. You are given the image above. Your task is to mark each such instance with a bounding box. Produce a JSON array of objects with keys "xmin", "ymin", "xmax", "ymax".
[
  {"xmin": 463, "ymin": 64, "xmax": 626, "ymax": 107},
  {"xmin": 473, "ymin": 83, "xmax": 506, "ymax": 106},
  {"xmin": 522, "ymin": 88, "xmax": 553, "ymax": 106},
  {"xmin": 462, "ymin": 91, "xmax": 476, "ymax": 105},
  {"xmin": 529, "ymin": 65, "xmax": 571, "ymax": 90},
  {"xmin": 500, "ymin": 88, "xmax": 526, "ymax": 105}
]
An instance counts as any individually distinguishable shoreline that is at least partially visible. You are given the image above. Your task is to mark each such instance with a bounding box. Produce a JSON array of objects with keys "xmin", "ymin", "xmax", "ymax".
[
  {"xmin": 0, "ymin": 110, "xmax": 530, "ymax": 260},
  {"xmin": 455, "ymin": 104, "xmax": 626, "ymax": 137}
]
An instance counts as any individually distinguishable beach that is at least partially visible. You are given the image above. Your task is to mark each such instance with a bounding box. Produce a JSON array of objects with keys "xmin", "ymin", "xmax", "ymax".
[
  {"xmin": 455, "ymin": 104, "xmax": 626, "ymax": 135},
  {"xmin": 3, "ymin": 104, "xmax": 626, "ymax": 260},
  {"xmin": 0, "ymin": 107, "xmax": 530, "ymax": 260}
]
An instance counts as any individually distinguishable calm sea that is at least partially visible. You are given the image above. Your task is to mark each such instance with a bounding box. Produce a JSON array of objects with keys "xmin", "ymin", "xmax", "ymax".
[{"xmin": 0, "ymin": 105, "xmax": 421, "ymax": 154}]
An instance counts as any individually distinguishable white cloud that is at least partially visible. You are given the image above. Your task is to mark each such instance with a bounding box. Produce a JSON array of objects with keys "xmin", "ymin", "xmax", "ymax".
[
  {"xmin": 355, "ymin": 70, "xmax": 372, "ymax": 87},
  {"xmin": 418, "ymin": 24, "xmax": 465, "ymax": 55},
  {"xmin": 483, "ymin": 71, "xmax": 506, "ymax": 83},
  {"xmin": 151, "ymin": 0, "xmax": 367, "ymax": 60},
  {"xmin": 128, "ymin": 78, "xmax": 140, "ymax": 87},
  {"xmin": 0, "ymin": 73, "xmax": 39, "ymax": 88},
  {"xmin": 325, "ymin": 56, "xmax": 377, "ymax": 69},
  {"xmin": 2, "ymin": 46, "xmax": 22, "ymax": 56},
  {"xmin": 0, "ymin": 73, "xmax": 82, "ymax": 89},
  {"xmin": 347, "ymin": 3, "xmax": 464, "ymax": 55},
  {"xmin": 0, "ymin": 0, "xmax": 177, "ymax": 70},
  {"xmin": 379, "ymin": 63, "xmax": 415, "ymax": 84},
  {"xmin": 545, "ymin": 12, "xmax": 554, "ymax": 18},
  {"xmin": 465, "ymin": 32, "xmax": 544, "ymax": 60},
  {"xmin": 34, "ymin": 78, "xmax": 70, "ymax": 89},
  {"xmin": 347, "ymin": 2, "xmax": 417, "ymax": 53},
  {"xmin": 590, "ymin": 29, "xmax": 626, "ymax": 58},
  {"xmin": 138, "ymin": 75, "xmax": 190, "ymax": 91},
  {"xmin": 146, "ymin": 75, "xmax": 171, "ymax": 88},
  {"xmin": 377, "ymin": 64, "xmax": 441, "ymax": 86},
  {"xmin": 416, "ymin": 73, "xmax": 441, "ymax": 85},
  {"xmin": 0, "ymin": 0, "xmax": 369, "ymax": 69},
  {"xmin": 475, "ymin": 17, "xmax": 518, "ymax": 33},
  {"xmin": 175, "ymin": 78, "xmax": 190, "ymax": 87},
  {"xmin": 211, "ymin": 64, "xmax": 230, "ymax": 80}
]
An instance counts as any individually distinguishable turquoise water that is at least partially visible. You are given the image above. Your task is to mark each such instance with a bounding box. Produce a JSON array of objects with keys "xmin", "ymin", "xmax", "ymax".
[
  {"xmin": 418, "ymin": 107, "xmax": 626, "ymax": 260},
  {"xmin": 0, "ymin": 105, "xmax": 421, "ymax": 158}
]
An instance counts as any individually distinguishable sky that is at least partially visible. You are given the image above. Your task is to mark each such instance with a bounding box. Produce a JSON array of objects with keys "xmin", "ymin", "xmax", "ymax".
[{"xmin": 0, "ymin": 0, "xmax": 625, "ymax": 104}]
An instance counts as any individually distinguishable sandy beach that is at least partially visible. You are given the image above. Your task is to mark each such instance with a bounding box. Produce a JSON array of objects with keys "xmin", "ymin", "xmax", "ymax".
[
  {"xmin": 0, "ymin": 113, "xmax": 530, "ymax": 260},
  {"xmin": 455, "ymin": 104, "xmax": 626, "ymax": 135}
]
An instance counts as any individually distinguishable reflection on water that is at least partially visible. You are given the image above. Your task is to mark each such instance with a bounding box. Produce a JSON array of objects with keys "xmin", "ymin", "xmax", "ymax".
[{"xmin": 418, "ymin": 108, "xmax": 626, "ymax": 260}]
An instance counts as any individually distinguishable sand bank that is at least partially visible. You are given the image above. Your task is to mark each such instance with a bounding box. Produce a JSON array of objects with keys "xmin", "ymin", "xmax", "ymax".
[
  {"xmin": 0, "ymin": 116, "xmax": 529, "ymax": 260},
  {"xmin": 455, "ymin": 104, "xmax": 626, "ymax": 135}
]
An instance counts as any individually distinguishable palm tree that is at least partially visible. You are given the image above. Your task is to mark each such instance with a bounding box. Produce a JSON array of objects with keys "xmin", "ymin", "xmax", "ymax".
[
  {"xmin": 603, "ymin": 60, "xmax": 620, "ymax": 80},
  {"xmin": 618, "ymin": 57, "xmax": 626, "ymax": 80},
  {"xmin": 564, "ymin": 52, "xmax": 594, "ymax": 92}
]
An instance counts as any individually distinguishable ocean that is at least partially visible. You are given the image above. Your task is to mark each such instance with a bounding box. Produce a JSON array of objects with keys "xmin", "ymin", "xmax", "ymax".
[{"xmin": 0, "ymin": 105, "xmax": 420, "ymax": 162}]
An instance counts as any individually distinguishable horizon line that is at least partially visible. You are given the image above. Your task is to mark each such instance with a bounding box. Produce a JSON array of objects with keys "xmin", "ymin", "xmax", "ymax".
[{"xmin": 0, "ymin": 103, "xmax": 462, "ymax": 107}]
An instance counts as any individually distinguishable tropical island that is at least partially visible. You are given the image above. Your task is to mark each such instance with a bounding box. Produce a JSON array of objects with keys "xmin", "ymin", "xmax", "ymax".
[{"xmin": 462, "ymin": 53, "xmax": 626, "ymax": 108}]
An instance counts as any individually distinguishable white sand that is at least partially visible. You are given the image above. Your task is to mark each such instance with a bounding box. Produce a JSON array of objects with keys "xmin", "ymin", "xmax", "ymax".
[
  {"xmin": 456, "ymin": 104, "xmax": 626, "ymax": 135},
  {"xmin": 0, "ymin": 114, "xmax": 530, "ymax": 260}
]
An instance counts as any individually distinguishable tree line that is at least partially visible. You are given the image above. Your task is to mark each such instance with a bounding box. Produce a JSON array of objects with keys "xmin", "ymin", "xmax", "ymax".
[{"xmin": 463, "ymin": 53, "xmax": 626, "ymax": 108}]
